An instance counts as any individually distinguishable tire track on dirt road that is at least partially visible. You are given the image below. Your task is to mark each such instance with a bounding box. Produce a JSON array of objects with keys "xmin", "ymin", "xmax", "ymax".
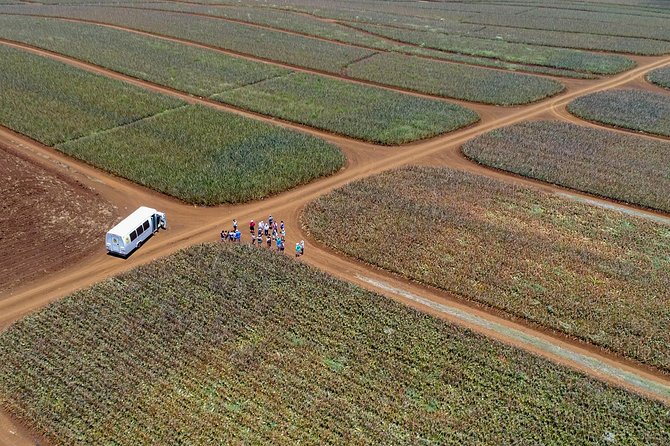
[{"xmin": 1, "ymin": 41, "xmax": 670, "ymax": 446}]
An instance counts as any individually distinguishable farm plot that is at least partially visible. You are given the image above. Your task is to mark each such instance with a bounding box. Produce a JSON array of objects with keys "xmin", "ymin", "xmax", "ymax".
[
  {"xmin": 0, "ymin": 15, "xmax": 291, "ymax": 97},
  {"xmin": 347, "ymin": 53, "xmax": 564, "ymax": 105},
  {"xmin": 120, "ymin": 2, "xmax": 596, "ymax": 78},
  {"xmin": 1, "ymin": 244, "xmax": 668, "ymax": 445},
  {"xmin": 58, "ymin": 105, "xmax": 344, "ymax": 205},
  {"xmin": 0, "ymin": 16, "xmax": 477, "ymax": 144},
  {"xmin": 568, "ymin": 89, "xmax": 670, "ymax": 137},
  {"xmin": 648, "ymin": 66, "xmax": 670, "ymax": 89},
  {"xmin": 0, "ymin": 6, "xmax": 376, "ymax": 73},
  {"xmin": 0, "ymin": 148, "xmax": 116, "ymax": 292},
  {"xmin": 274, "ymin": 4, "xmax": 670, "ymax": 54},
  {"xmin": 0, "ymin": 6, "xmax": 567, "ymax": 103},
  {"xmin": 303, "ymin": 167, "xmax": 670, "ymax": 371},
  {"xmin": 462, "ymin": 121, "xmax": 670, "ymax": 212},
  {"xmin": 215, "ymin": 72, "xmax": 479, "ymax": 144},
  {"xmin": 0, "ymin": 44, "xmax": 182, "ymax": 146},
  {"xmin": 346, "ymin": 23, "xmax": 635, "ymax": 75}
]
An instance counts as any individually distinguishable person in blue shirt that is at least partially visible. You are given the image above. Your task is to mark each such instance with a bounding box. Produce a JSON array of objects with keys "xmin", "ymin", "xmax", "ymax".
[
  {"xmin": 295, "ymin": 242, "xmax": 301, "ymax": 257},
  {"xmin": 235, "ymin": 230, "xmax": 241, "ymax": 242}
]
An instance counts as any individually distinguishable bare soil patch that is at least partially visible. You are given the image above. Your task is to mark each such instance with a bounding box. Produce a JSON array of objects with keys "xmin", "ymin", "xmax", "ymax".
[{"xmin": 0, "ymin": 146, "xmax": 116, "ymax": 291}]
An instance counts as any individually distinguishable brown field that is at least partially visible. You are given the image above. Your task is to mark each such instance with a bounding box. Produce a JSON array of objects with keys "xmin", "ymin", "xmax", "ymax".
[{"xmin": 0, "ymin": 145, "xmax": 117, "ymax": 293}]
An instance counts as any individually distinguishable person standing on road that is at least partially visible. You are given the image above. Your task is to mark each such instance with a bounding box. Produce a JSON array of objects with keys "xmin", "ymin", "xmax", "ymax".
[
  {"xmin": 300, "ymin": 240, "xmax": 305, "ymax": 256},
  {"xmin": 296, "ymin": 242, "xmax": 301, "ymax": 257},
  {"xmin": 266, "ymin": 235, "xmax": 272, "ymax": 248},
  {"xmin": 257, "ymin": 232, "xmax": 263, "ymax": 247},
  {"xmin": 249, "ymin": 219, "xmax": 255, "ymax": 235},
  {"xmin": 235, "ymin": 229, "xmax": 241, "ymax": 243},
  {"xmin": 268, "ymin": 215, "xmax": 274, "ymax": 229},
  {"xmin": 233, "ymin": 219, "xmax": 238, "ymax": 232}
]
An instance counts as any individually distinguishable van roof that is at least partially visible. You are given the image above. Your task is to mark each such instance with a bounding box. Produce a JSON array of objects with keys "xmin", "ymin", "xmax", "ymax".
[{"xmin": 107, "ymin": 206, "xmax": 157, "ymax": 236}]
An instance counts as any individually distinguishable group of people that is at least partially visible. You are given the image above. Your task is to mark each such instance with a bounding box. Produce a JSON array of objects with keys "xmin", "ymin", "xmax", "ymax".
[{"xmin": 221, "ymin": 215, "xmax": 305, "ymax": 256}]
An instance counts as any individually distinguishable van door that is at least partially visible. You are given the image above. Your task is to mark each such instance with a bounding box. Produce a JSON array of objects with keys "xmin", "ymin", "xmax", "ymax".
[{"xmin": 108, "ymin": 234, "xmax": 122, "ymax": 253}]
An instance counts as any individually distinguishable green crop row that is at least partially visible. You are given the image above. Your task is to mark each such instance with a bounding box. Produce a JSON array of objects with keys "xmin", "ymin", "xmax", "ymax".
[
  {"xmin": 347, "ymin": 23, "xmax": 635, "ymax": 75},
  {"xmin": 272, "ymin": 3, "xmax": 670, "ymax": 55},
  {"xmin": 647, "ymin": 66, "xmax": 670, "ymax": 89},
  {"xmin": 0, "ymin": 5, "xmax": 566, "ymax": 105},
  {"xmin": 0, "ymin": 16, "xmax": 478, "ymax": 144},
  {"xmin": 348, "ymin": 53, "xmax": 564, "ymax": 105},
  {"xmin": 0, "ymin": 45, "xmax": 343, "ymax": 204},
  {"xmin": 568, "ymin": 89, "xmax": 670, "ymax": 137},
  {"xmin": 0, "ymin": 15, "xmax": 290, "ymax": 97},
  {"xmin": 58, "ymin": 105, "xmax": 344, "ymax": 204},
  {"xmin": 303, "ymin": 166, "xmax": 670, "ymax": 371},
  {"xmin": 120, "ymin": 2, "xmax": 597, "ymax": 78},
  {"xmin": 462, "ymin": 121, "xmax": 670, "ymax": 212},
  {"xmin": 0, "ymin": 44, "xmax": 181, "ymax": 146},
  {"xmin": 215, "ymin": 72, "xmax": 479, "ymax": 144},
  {"xmin": 1, "ymin": 244, "xmax": 667, "ymax": 445}
]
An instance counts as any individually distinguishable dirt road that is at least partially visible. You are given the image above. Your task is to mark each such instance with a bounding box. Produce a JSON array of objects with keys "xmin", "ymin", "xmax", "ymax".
[{"xmin": 0, "ymin": 34, "xmax": 669, "ymax": 444}]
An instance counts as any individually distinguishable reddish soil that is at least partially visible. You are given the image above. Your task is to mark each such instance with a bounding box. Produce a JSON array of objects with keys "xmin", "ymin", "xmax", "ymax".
[
  {"xmin": 0, "ymin": 25, "xmax": 668, "ymax": 445},
  {"xmin": 0, "ymin": 144, "xmax": 118, "ymax": 293}
]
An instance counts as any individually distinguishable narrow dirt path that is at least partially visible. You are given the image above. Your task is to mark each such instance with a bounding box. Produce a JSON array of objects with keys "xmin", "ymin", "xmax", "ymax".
[{"xmin": 0, "ymin": 38, "xmax": 669, "ymax": 445}]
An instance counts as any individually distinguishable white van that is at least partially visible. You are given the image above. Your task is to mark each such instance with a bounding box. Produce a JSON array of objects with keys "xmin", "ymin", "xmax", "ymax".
[{"xmin": 106, "ymin": 206, "xmax": 167, "ymax": 257}]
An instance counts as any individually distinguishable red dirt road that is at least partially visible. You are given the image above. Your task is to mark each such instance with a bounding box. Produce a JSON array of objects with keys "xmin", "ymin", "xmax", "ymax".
[{"xmin": 0, "ymin": 34, "xmax": 669, "ymax": 445}]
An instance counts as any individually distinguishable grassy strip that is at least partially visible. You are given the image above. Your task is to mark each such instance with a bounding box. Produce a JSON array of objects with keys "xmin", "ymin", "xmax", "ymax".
[
  {"xmin": 0, "ymin": 44, "xmax": 182, "ymax": 145},
  {"xmin": 348, "ymin": 53, "xmax": 564, "ymax": 105},
  {"xmin": 57, "ymin": 105, "xmax": 345, "ymax": 204},
  {"xmin": 0, "ymin": 16, "xmax": 478, "ymax": 144},
  {"xmin": 347, "ymin": 23, "xmax": 635, "ymax": 75},
  {"xmin": 568, "ymin": 89, "xmax": 670, "ymax": 137},
  {"xmin": 215, "ymin": 72, "xmax": 479, "ymax": 144},
  {"xmin": 0, "ymin": 15, "xmax": 291, "ymax": 97},
  {"xmin": 303, "ymin": 166, "xmax": 670, "ymax": 371},
  {"xmin": 462, "ymin": 121, "xmax": 670, "ymax": 212},
  {"xmin": 647, "ymin": 66, "xmax": 670, "ymax": 89},
  {"xmin": 1, "ymin": 244, "xmax": 668, "ymax": 444}
]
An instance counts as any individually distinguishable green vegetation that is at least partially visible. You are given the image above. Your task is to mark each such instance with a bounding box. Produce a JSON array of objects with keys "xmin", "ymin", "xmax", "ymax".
[
  {"xmin": 348, "ymin": 53, "xmax": 565, "ymax": 105},
  {"xmin": 58, "ymin": 105, "xmax": 344, "ymax": 204},
  {"xmin": 347, "ymin": 23, "xmax": 635, "ymax": 75},
  {"xmin": 303, "ymin": 167, "xmax": 670, "ymax": 371},
  {"xmin": 0, "ymin": 45, "xmax": 342, "ymax": 204},
  {"xmin": 0, "ymin": 44, "xmax": 181, "ymax": 145},
  {"xmin": 215, "ymin": 72, "xmax": 479, "ymax": 144},
  {"xmin": 1, "ymin": 244, "xmax": 668, "ymax": 445},
  {"xmin": 648, "ymin": 66, "xmax": 670, "ymax": 89},
  {"xmin": 273, "ymin": 4, "xmax": 670, "ymax": 55},
  {"xmin": 568, "ymin": 89, "xmax": 670, "ymax": 137},
  {"xmin": 4, "ymin": 6, "xmax": 376, "ymax": 72},
  {"xmin": 0, "ymin": 7, "xmax": 567, "ymax": 104},
  {"xmin": 0, "ymin": 16, "xmax": 478, "ymax": 143},
  {"xmin": 462, "ymin": 121, "xmax": 670, "ymax": 212},
  {"xmin": 0, "ymin": 15, "xmax": 291, "ymax": 97},
  {"xmin": 120, "ymin": 2, "xmax": 598, "ymax": 78}
]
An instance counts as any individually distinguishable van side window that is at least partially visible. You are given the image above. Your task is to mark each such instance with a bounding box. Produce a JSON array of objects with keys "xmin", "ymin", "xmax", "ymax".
[
  {"xmin": 130, "ymin": 231, "xmax": 138, "ymax": 242},
  {"xmin": 136, "ymin": 225, "xmax": 144, "ymax": 235},
  {"xmin": 143, "ymin": 221, "xmax": 150, "ymax": 231}
]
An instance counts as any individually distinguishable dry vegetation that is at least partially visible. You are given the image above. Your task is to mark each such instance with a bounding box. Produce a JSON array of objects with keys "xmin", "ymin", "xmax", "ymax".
[
  {"xmin": 0, "ymin": 244, "xmax": 667, "ymax": 445},
  {"xmin": 303, "ymin": 167, "xmax": 670, "ymax": 371},
  {"xmin": 462, "ymin": 121, "xmax": 670, "ymax": 212}
]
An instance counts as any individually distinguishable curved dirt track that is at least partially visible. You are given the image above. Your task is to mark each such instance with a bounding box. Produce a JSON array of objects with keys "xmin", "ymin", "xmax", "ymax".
[{"xmin": 1, "ymin": 33, "xmax": 670, "ymax": 444}]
